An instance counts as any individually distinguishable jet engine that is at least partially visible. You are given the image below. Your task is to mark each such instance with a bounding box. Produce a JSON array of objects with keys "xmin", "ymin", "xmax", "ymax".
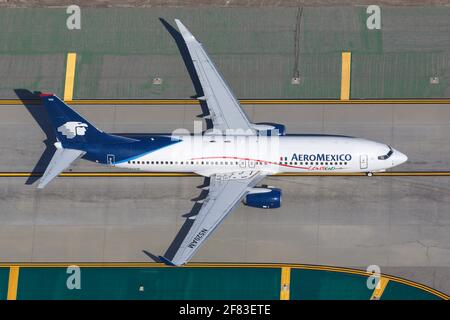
[
  {"xmin": 244, "ymin": 187, "xmax": 282, "ymax": 209},
  {"xmin": 253, "ymin": 123, "xmax": 286, "ymax": 136}
]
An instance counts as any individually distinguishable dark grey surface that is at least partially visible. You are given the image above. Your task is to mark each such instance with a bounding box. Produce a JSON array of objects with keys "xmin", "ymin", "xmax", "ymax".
[{"xmin": 1, "ymin": 103, "xmax": 450, "ymax": 294}]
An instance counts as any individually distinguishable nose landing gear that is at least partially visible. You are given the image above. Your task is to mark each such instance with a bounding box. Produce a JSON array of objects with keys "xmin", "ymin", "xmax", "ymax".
[{"xmin": 366, "ymin": 172, "xmax": 373, "ymax": 177}]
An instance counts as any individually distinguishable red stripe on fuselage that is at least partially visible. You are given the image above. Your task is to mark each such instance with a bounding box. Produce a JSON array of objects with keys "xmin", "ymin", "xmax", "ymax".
[{"xmin": 190, "ymin": 156, "xmax": 312, "ymax": 170}]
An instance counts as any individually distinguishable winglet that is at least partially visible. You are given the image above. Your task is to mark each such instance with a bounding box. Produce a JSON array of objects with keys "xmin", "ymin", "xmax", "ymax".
[
  {"xmin": 174, "ymin": 19, "xmax": 196, "ymax": 42},
  {"xmin": 158, "ymin": 256, "xmax": 177, "ymax": 266}
]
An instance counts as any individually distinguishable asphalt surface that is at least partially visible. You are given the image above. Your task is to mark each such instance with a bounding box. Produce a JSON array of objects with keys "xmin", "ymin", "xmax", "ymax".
[{"xmin": 1, "ymin": 102, "xmax": 450, "ymax": 293}]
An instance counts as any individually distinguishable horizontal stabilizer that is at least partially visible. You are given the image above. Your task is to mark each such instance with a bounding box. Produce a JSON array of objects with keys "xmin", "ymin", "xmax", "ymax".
[{"xmin": 37, "ymin": 148, "xmax": 85, "ymax": 189}]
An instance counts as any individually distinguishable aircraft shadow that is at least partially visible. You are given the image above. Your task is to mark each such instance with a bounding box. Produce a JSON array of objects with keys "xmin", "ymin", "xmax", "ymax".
[
  {"xmin": 14, "ymin": 89, "xmax": 56, "ymax": 185},
  {"xmin": 144, "ymin": 177, "xmax": 211, "ymax": 263}
]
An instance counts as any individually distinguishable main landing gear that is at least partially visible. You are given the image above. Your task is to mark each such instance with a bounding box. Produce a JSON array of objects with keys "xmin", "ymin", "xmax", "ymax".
[{"xmin": 366, "ymin": 172, "xmax": 374, "ymax": 177}]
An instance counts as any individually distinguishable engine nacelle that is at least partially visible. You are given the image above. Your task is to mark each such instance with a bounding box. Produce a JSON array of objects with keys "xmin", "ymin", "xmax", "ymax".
[
  {"xmin": 253, "ymin": 123, "xmax": 286, "ymax": 136},
  {"xmin": 244, "ymin": 188, "xmax": 281, "ymax": 209}
]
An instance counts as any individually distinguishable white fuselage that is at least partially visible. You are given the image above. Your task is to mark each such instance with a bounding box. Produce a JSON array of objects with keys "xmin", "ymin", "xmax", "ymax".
[{"xmin": 114, "ymin": 135, "xmax": 407, "ymax": 175}]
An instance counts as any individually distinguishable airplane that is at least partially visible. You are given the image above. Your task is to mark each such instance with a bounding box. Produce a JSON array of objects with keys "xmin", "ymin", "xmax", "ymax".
[{"xmin": 36, "ymin": 19, "xmax": 408, "ymax": 266}]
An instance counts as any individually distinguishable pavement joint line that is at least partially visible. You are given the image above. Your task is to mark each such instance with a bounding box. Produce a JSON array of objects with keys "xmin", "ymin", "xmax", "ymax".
[
  {"xmin": 340, "ymin": 52, "xmax": 351, "ymax": 100},
  {"xmin": 1, "ymin": 99, "xmax": 450, "ymax": 105},
  {"xmin": 0, "ymin": 262, "xmax": 447, "ymax": 300},
  {"xmin": 370, "ymin": 277, "xmax": 389, "ymax": 300},
  {"xmin": 1, "ymin": 172, "xmax": 450, "ymax": 177},
  {"xmin": 63, "ymin": 53, "xmax": 77, "ymax": 102},
  {"xmin": 280, "ymin": 267, "xmax": 291, "ymax": 300},
  {"xmin": 7, "ymin": 266, "xmax": 19, "ymax": 301}
]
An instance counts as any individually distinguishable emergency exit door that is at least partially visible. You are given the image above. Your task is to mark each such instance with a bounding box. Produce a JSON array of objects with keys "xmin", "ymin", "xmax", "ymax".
[{"xmin": 360, "ymin": 154, "xmax": 368, "ymax": 169}]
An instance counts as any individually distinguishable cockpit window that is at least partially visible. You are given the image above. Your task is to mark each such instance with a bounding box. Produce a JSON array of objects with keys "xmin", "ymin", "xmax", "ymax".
[{"xmin": 378, "ymin": 146, "xmax": 393, "ymax": 160}]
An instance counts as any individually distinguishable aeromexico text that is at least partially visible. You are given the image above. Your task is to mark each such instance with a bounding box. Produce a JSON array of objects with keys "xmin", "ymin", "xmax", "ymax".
[{"xmin": 291, "ymin": 153, "xmax": 352, "ymax": 162}]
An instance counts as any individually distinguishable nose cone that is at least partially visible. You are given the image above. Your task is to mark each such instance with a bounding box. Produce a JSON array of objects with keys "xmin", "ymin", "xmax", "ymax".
[{"xmin": 392, "ymin": 149, "xmax": 408, "ymax": 166}]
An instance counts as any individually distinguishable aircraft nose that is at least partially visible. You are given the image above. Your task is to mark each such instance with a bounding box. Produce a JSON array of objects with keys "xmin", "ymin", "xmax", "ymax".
[{"xmin": 392, "ymin": 150, "xmax": 408, "ymax": 166}]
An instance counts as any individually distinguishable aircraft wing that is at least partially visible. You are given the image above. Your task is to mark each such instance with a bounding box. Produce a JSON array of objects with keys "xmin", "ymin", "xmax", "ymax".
[
  {"xmin": 161, "ymin": 170, "xmax": 266, "ymax": 266},
  {"xmin": 37, "ymin": 148, "xmax": 85, "ymax": 189},
  {"xmin": 175, "ymin": 19, "xmax": 256, "ymax": 135}
]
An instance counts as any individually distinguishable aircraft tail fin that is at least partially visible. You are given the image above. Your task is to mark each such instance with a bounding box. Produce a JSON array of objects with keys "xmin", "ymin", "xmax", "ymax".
[
  {"xmin": 37, "ymin": 146, "xmax": 85, "ymax": 189},
  {"xmin": 39, "ymin": 93, "xmax": 106, "ymax": 145}
]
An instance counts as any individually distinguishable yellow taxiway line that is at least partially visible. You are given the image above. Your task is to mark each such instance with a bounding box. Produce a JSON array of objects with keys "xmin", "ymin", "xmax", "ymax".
[
  {"xmin": 63, "ymin": 53, "xmax": 77, "ymax": 102},
  {"xmin": 1, "ymin": 99, "xmax": 450, "ymax": 105},
  {"xmin": 340, "ymin": 52, "xmax": 352, "ymax": 100},
  {"xmin": 0, "ymin": 262, "xmax": 447, "ymax": 300},
  {"xmin": 7, "ymin": 266, "xmax": 19, "ymax": 300},
  {"xmin": 1, "ymin": 171, "xmax": 450, "ymax": 178},
  {"xmin": 370, "ymin": 277, "xmax": 390, "ymax": 300},
  {"xmin": 280, "ymin": 267, "xmax": 291, "ymax": 300}
]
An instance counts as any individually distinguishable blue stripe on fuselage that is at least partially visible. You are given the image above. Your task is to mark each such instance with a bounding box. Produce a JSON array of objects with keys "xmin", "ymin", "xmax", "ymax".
[
  {"xmin": 114, "ymin": 137, "xmax": 181, "ymax": 164},
  {"xmin": 64, "ymin": 135, "xmax": 181, "ymax": 164}
]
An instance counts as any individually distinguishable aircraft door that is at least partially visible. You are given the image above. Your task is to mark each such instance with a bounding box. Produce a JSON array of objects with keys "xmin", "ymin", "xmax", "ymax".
[
  {"xmin": 360, "ymin": 154, "xmax": 368, "ymax": 169},
  {"xmin": 107, "ymin": 154, "xmax": 115, "ymax": 166}
]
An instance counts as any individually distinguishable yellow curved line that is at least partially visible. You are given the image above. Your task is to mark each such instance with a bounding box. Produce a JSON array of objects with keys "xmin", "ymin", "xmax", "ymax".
[
  {"xmin": 1, "ymin": 99, "xmax": 450, "ymax": 105},
  {"xmin": 0, "ymin": 262, "xmax": 446, "ymax": 300}
]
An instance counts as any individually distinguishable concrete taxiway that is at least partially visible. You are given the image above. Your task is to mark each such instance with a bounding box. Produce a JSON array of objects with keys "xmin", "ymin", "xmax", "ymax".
[{"xmin": 1, "ymin": 102, "xmax": 450, "ymax": 293}]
